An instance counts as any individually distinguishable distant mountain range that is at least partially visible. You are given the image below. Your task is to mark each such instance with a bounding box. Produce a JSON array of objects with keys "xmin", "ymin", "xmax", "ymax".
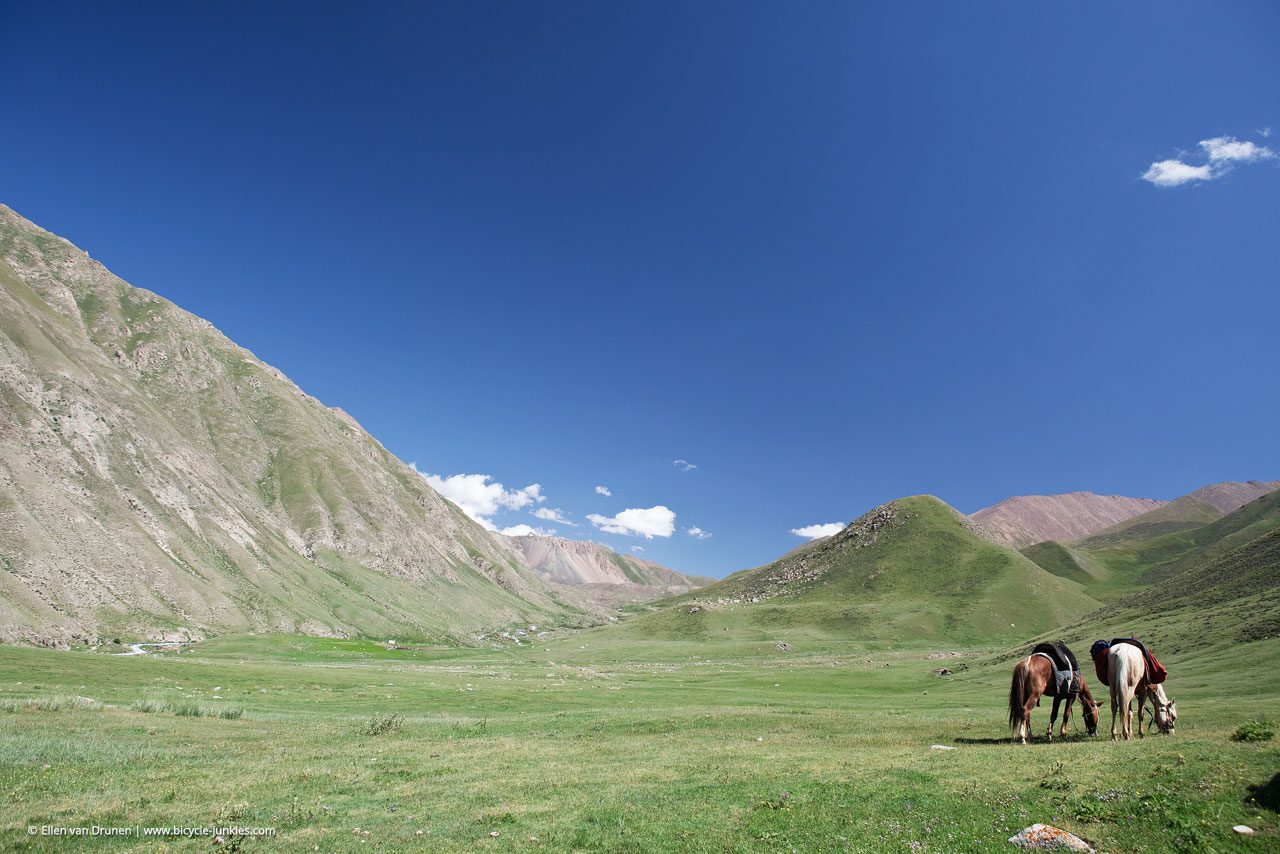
[
  {"xmin": 970, "ymin": 481, "xmax": 1279, "ymax": 548},
  {"xmin": 510, "ymin": 534, "xmax": 711, "ymax": 591}
]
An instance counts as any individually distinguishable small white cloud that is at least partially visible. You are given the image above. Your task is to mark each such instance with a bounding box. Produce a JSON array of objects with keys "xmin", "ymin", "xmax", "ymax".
[
  {"xmin": 587, "ymin": 506, "xmax": 676, "ymax": 539},
  {"xmin": 500, "ymin": 523, "xmax": 555, "ymax": 537},
  {"xmin": 1199, "ymin": 136, "xmax": 1274, "ymax": 163},
  {"xmin": 415, "ymin": 468, "xmax": 545, "ymax": 530},
  {"xmin": 1142, "ymin": 159, "xmax": 1213, "ymax": 187},
  {"xmin": 630, "ymin": 545, "xmax": 646, "ymax": 553},
  {"xmin": 1259, "ymin": 127, "xmax": 1272, "ymax": 138},
  {"xmin": 594, "ymin": 485, "xmax": 612, "ymax": 497},
  {"xmin": 686, "ymin": 526, "xmax": 711, "ymax": 540},
  {"xmin": 1141, "ymin": 133, "xmax": 1276, "ymax": 188},
  {"xmin": 532, "ymin": 507, "xmax": 576, "ymax": 526},
  {"xmin": 790, "ymin": 522, "xmax": 845, "ymax": 540},
  {"xmin": 673, "ymin": 459, "xmax": 697, "ymax": 472}
]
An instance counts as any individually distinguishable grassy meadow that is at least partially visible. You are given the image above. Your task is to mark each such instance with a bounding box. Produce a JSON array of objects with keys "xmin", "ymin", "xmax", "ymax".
[{"xmin": 1, "ymin": 630, "xmax": 1277, "ymax": 852}]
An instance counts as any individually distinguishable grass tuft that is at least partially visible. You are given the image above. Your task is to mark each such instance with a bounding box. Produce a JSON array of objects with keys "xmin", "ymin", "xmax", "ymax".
[
  {"xmin": 1, "ymin": 695, "xmax": 101, "ymax": 713},
  {"xmin": 1231, "ymin": 719, "xmax": 1276, "ymax": 742},
  {"xmin": 358, "ymin": 713, "xmax": 404, "ymax": 736},
  {"xmin": 129, "ymin": 698, "xmax": 244, "ymax": 719}
]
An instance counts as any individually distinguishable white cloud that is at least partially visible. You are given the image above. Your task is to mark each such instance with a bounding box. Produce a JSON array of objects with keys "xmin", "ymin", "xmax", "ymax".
[
  {"xmin": 1141, "ymin": 133, "xmax": 1275, "ymax": 187},
  {"xmin": 587, "ymin": 505, "xmax": 676, "ymax": 539},
  {"xmin": 1142, "ymin": 159, "xmax": 1213, "ymax": 187},
  {"xmin": 594, "ymin": 485, "xmax": 612, "ymax": 496},
  {"xmin": 501, "ymin": 523, "xmax": 555, "ymax": 537},
  {"xmin": 415, "ymin": 469, "xmax": 545, "ymax": 530},
  {"xmin": 1199, "ymin": 136, "xmax": 1274, "ymax": 163},
  {"xmin": 790, "ymin": 522, "xmax": 845, "ymax": 540},
  {"xmin": 532, "ymin": 507, "xmax": 576, "ymax": 525},
  {"xmin": 630, "ymin": 545, "xmax": 646, "ymax": 553},
  {"xmin": 672, "ymin": 459, "xmax": 697, "ymax": 472},
  {"xmin": 686, "ymin": 526, "xmax": 711, "ymax": 539}
]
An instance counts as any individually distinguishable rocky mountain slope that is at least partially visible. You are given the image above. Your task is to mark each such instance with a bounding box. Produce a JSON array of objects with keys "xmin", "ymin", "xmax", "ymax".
[
  {"xmin": 1074, "ymin": 480, "xmax": 1280, "ymax": 550},
  {"xmin": 0, "ymin": 204, "xmax": 572, "ymax": 646},
  {"xmin": 510, "ymin": 534, "xmax": 712, "ymax": 591},
  {"xmin": 620, "ymin": 496, "xmax": 1100, "ymax": 644},
  {"xmin": 970, "ymin": 492, "xmax": 1166, "ymax": 548},
  {"xmin": 1184, "ymin": 480, "xmax": 1280, "ymax": 514}
]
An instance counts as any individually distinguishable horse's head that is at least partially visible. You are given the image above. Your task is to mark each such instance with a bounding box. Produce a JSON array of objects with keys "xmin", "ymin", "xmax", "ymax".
[
  {"xmin": 1082, "ymin": 698, "xmax": 1100, "ymax": 736},
  {"xmin": 1149, "ymin": 685, "xmax": 1177, "ymax": 734}
]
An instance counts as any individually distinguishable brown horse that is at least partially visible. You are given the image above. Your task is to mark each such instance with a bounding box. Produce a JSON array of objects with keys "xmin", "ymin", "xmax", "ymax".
[{"xmin": 1008, "ymin": 652, "xmax": 1100, "ymax": 744}]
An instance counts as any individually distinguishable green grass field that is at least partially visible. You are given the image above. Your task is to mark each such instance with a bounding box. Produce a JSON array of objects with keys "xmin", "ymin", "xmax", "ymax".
[{"xmin": 2, "ymin": 629, "xmax": 1277, "ymax": 852}]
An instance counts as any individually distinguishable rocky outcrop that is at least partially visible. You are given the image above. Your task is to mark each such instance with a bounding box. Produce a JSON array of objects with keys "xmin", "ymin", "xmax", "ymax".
[{"xmin": 971, "ymin": 492, "xmax": 1167, "ymax": 548}]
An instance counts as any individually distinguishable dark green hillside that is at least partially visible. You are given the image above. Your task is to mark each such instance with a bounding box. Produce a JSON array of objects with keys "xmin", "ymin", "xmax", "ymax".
[
  {"xmin": 619, "ymin": 496, "xmax": 1101, "ymax": 645},
  {"xmin": 1020, "ymin": 540, "xmax": 1106, "ymax": 586}
]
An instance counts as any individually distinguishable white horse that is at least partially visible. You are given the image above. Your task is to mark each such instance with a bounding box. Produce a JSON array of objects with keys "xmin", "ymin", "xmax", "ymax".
[{"xmin": 1106, "ymin": 643, "xmax": 1177, "ymax": 741}]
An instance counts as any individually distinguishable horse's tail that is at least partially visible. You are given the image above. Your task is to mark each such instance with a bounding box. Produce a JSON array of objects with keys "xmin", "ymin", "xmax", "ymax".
[{"xmin": 1009, "ymin": 660, "xmax": 1028, "ymax": 734}]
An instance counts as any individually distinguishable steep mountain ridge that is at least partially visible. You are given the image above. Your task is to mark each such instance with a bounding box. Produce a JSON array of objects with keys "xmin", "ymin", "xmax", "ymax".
[
  {"xmin": 0, "ymin": 204, "xmax": 571, "ymax": 646},
  {"xmin": 510, "ymin": 534, "xmax": 712, "ymax": 591},
  {"xmin": 970, "ymin": 492, "xmax": 1166, "ymax": 548}
]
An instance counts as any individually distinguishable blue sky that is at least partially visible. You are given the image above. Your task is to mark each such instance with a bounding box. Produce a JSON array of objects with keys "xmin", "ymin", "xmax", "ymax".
[{"xmin": 3, "ymin": 2, "xmax": 1278, "ymax": 577}]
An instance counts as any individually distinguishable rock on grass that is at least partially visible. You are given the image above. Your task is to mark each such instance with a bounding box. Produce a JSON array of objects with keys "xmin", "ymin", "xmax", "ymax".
[{"xmin": 1008, "ymin": 824, "xmax": 1093, "ymax": 851}]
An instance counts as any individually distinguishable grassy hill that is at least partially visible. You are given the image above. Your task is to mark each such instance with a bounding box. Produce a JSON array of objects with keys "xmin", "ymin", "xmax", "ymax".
[
  {"xmin": 0, "ymin": 204, "xmax": 577, "ymax": 646},
  {"xmin": 618, "ymin": 496, "xmax": 1101, "ymax": 645}
]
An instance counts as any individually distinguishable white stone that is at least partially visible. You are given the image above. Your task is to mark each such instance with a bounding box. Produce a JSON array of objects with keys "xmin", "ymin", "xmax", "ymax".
[{"xmin": 1008, "ymin": 824, "xmax": 1093, "ymax": 851}]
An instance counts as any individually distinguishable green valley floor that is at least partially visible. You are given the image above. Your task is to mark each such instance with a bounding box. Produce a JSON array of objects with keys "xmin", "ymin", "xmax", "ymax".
[{"xmin": 1, "ymin": 632, "xmax": 1277, "ymax": 852}]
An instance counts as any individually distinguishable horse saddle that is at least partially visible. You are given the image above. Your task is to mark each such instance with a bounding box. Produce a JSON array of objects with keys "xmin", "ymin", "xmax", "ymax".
[
  {"xmin": 1031, "ymin": 641, "xmax": 1081, "ymax": 697},
  {"xmin": 1091, "ymin": 637, "xmax": 1168, "ymax": 686}
]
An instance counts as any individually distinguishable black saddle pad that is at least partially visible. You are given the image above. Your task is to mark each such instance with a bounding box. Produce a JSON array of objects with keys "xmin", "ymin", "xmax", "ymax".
[
  {"xmin": 1032, "ymin": 641, "xmax": 1082, "ymax": 697},
  {"xmin": 1032, "ymin": 640, "xmax": 1081, "ymax": 674}
]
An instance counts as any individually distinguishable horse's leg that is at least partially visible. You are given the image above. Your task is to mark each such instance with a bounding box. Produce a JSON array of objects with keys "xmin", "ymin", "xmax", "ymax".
[
  {"xmin": 1061, "ymin": 697, "xmax": 1072, "ymax": 738},
  {"xmin": 1136, "ymin": 692, "xmax": 1146, "ymax": 739},
  {"xmin": 1047, "ymin": 696, "xmax": 1060, "ymax": 741},
  {"xmin": 1022, "ymin": 696, "xmax": 1037, "ymax": 744},
  {"xmin": 1110, "ymin": 687, "xmax": 1118, "ymax": 741}
]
